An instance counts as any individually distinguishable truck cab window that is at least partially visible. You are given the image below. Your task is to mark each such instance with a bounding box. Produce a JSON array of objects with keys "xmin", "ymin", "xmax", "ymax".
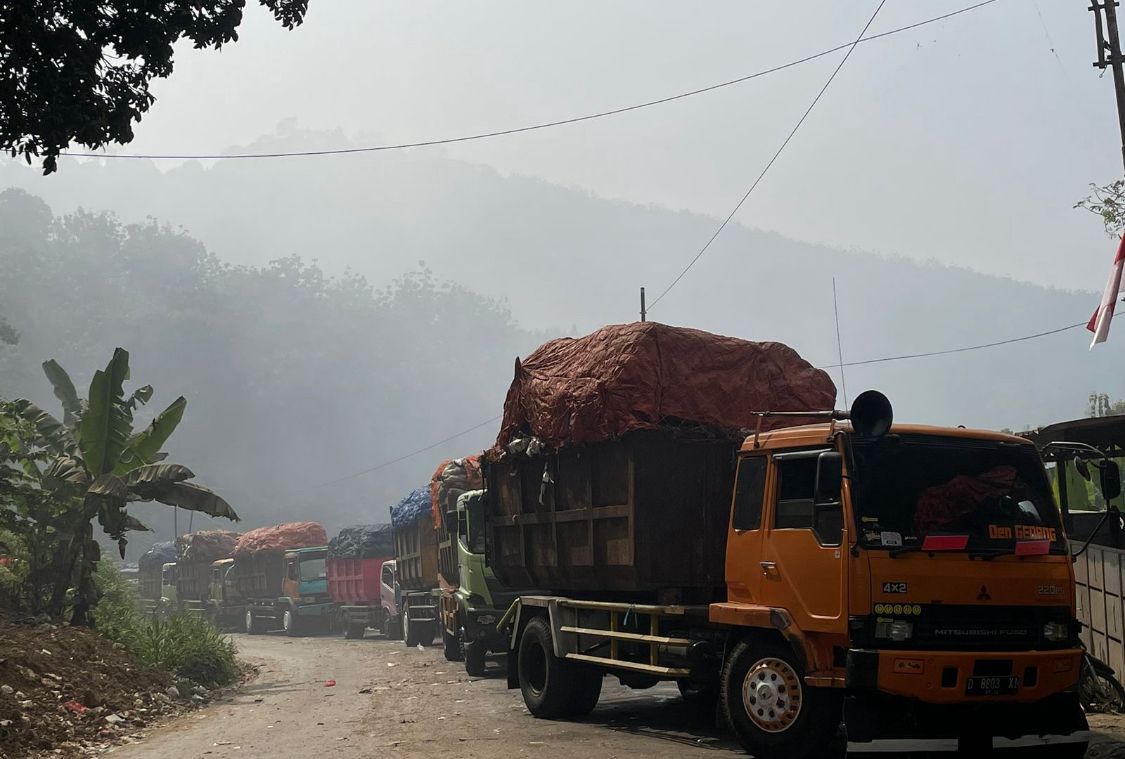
[
  {"xmin": 775, "ymin": 456, "xmax": 817, "ymax": 529},
  {"xmin": 286, "ymin": 559, "xmax": 299, "ymax": 581},
  {"xmin": 732, "ymin": 456, "xmax": 768, "ymax": 530},
  {"xmin": 381, "ymin": 566, "xmax": 394, "ymax": 588}
]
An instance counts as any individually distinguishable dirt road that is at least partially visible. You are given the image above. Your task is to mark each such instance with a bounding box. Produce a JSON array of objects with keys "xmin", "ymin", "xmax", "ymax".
[
  {"xmin": 111, "ymin": 632, "xmax": 1125, "ymax": 759},
  {"xmin": 110, "ymin": 632, "xmax": 737, "ymax": 759}
]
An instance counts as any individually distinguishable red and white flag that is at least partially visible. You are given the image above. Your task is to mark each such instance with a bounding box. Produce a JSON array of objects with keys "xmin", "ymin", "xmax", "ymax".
[{"xmin": 1089, "ymin": 229, "xmax": 1125, "ymax": 348}]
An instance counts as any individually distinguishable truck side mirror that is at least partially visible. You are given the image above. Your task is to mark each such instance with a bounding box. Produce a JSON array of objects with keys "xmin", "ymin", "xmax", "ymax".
[
  {"xmin": 815, "ymin": 452, "xmax": 843, "ymax": 503},
  {"xmin": 1102, "ymin": 461, "xmax": 1122, "ymax": 502}
]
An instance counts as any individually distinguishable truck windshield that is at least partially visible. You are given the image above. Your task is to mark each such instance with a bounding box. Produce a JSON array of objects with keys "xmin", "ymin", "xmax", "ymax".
[
  {"xmin": 849, "ymin": 435, "xmax": 1063, "ymax": 552},
  {"xmin": 465, "ymin": 498, "xmax": 487, "ymax": 555},
  {"xmin": 299, "ymin": 557, "xmax": 327, "ymax": 581}
]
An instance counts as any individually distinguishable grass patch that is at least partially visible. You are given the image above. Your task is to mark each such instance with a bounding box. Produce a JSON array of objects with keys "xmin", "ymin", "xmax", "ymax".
[{"xmin": 94, "ymin": 560, "xmax": 241, "ymax": 687}]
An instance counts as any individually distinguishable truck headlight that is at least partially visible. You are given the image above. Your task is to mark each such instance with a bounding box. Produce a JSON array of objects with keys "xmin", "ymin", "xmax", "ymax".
[
  {"xmin": 475, "ymin": 614, "xmax": 496, "ymax": 626},
  {"xmin": 875, "ymin": 619, "xmax": 913, "ymax": 642},
  {"xmin": 1043, "ymin": 621, "xmax": 1069, "ymax": 642}
]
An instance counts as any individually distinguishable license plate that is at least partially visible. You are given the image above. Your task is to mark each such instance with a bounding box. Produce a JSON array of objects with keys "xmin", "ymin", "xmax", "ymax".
[{"xmin": 965, "ymin": 675, "xmax": 1019, "ymax": 695}]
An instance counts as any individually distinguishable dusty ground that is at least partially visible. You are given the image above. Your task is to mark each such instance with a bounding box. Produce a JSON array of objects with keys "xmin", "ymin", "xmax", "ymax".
[{"xmin": 106, "ymin": 632, "xmax": 1125, "ymax": 758}]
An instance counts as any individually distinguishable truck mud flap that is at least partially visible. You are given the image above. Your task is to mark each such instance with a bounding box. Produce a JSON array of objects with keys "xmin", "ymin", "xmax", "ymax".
[{"xmin": 843, "ymin": 692, "xmax": 1090, "ymax": 756}]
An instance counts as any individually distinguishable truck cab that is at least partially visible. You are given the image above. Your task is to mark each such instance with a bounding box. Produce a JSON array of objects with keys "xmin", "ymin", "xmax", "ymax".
[
  {"xmin": 380, "ymin": 559, "xmax": 400, "ymax": 634},
  {"xmin": 444, "ymin": 490, "xmax": 521, "ymax": 674},
  {"xmin": 712, "ymin": 419, "xmax": 1090, "ymax": 755},
  {"xmin": 276, "ymin": 546, "xmax": 334, "ymax": 635}
]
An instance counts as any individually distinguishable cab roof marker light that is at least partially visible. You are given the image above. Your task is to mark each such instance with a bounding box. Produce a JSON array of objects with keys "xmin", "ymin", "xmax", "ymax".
[
  {"xmin": 1015, "ymin": 540, "xmax": 1051, "ymax": 556},
  {"xmin": 920, "ymin": 534, "xmax": 970, "ymax": 551}
]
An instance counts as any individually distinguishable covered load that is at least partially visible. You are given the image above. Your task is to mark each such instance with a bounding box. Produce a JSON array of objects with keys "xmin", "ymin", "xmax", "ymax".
[
  {"xmin": 431, "ymin": 456, "xmax": 484, "ymax": 584},
  {"xmin": 390, "ymin": 488, "xmax": 431, "ymax": 529},
  {"xmin": 138, "ymin": 541, "xmax": 177, "ymax": 571},
  {"xmin": 328, "ymin": 524, "xmax": 394, "ymax": 559},
  {"xmin": 494, "ymin": 321, "xmax": 836, "ymax": 451},
  {"xmin": 177, "ymin": 530, "xmax": 240, "ymax": 563},
  {"xmin": 485, "ymin": 323, "xmax": 835, "ymax": 599},
  {"xmin": 233, "ymin": 521, "xmax": 327, "ymax": 556}
]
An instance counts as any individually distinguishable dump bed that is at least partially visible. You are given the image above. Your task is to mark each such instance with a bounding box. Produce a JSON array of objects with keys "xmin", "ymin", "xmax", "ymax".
[
  {"xmin": 138, "ymin": 567, "xmax": 162, "ymax": 600},
  {"xmin": 485, "ymin": 429, "xmax": 736, "ymax": 601},
  {"xmin": 393, "ymin": 521, "xmax": 439, "ymax": 592},
  {"xmin": 175, "ymin": 561, "xmax": 210, "ymax": 601},
  {"xmin": 327, "ymin": 556, "xmax": 388, "ymax": 603},
  {"xmin": 229, "ymin": 551, "xmax": 286, "ymax": 599}
]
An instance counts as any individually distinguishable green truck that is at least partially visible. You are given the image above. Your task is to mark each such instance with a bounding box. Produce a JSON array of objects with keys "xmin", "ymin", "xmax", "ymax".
[{"xmin": 438, "ymin": 490, "xmax": 525, "ymax": 676}]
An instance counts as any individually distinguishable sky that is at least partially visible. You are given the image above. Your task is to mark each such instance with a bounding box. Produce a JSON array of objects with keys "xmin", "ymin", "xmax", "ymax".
[{"xmin": 65, "ymin": 0, "xmax": 1122, "ymax": 295}]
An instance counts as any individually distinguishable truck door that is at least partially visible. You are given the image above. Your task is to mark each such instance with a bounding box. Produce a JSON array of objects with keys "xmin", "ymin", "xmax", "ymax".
[
  {"xmin": 725, "ymin": 454, "xmax": 770, "ymax": 605},
  {"xmin": 381, "ymin": 563, "xmax": 397, "ymax": 616},
  {"xmin": 283, "ymin": 556, "xmax": 300, "ymax": 601},
  {"xmin": 759, "ymin": 449, "xmax": 847, "ymax": 632}
]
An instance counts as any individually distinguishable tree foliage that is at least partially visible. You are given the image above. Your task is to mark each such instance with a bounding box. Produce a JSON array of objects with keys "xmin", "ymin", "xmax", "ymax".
[
  {"xmin": 1, "ymin": 1, "xmax": 309, "ymax": 174},
  {"xmin": 1076, "ymin": 179, "xmax": 1125, "ymax": 239},
  {"xmin": 0, "ymin": 349, "xmax": 236, "ymax": 624},
  {"xmin": 1089, "ymin": 392, "xmax": 1125, "ymax": 418}
]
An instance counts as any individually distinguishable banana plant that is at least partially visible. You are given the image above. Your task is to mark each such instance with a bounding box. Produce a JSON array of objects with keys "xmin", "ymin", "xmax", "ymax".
[
  {"xmin": 15, "ymin": 348, "xmax": 239, "ymax": 557},
  {"xmin": 3, "ymin": 348, "xmax": 238, "ymax": 624}
]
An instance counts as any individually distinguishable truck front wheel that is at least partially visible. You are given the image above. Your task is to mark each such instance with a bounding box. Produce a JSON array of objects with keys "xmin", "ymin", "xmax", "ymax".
[
  {"xmin": 245, "ymin": 609, "xmax": 261, "ymax": 635},
  {"xmin": 443, "ymin": 628, "xmax": 464, "ymax": 662},
  {"xmin": 283, "ymin": 608, "xmax": 302, "ymax": 637},
  {"xmin": 464, "ymin": 639, "xmax": 488, "ymax": 677},
  {"xmin": 721, "ymin": 640, "xmax": 841, "ymax": 759},
  {"xmin": 518, "ymin": 616, "xmax": 579, "ymax": 719}
]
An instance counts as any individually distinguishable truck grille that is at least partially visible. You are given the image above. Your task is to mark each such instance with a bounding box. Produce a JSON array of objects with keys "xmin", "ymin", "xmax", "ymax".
[{"xmin": 850, "ymin": 605, "xmax": 1073, "ymax": 650}]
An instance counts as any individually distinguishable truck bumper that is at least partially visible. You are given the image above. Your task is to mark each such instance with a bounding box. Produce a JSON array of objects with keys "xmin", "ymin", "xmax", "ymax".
[
  {"xmin": 843, "ymin": 690, "xmax": 1089, "ymax": 754},
  {"xmin": 844, "ymin": 647, "xmax": 1082, "ymax": 704},
  {"xmin": 462, "ymin": 608, "xmax": 507, "ymax": 651}
]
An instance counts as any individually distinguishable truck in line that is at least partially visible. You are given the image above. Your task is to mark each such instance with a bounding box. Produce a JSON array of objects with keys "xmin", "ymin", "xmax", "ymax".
[
  {"xmin": 487, "ymin": 322, "xmax": 1098, "ymax": 757},
  {"xmin": 392, "ymin": 488, "xmax": 440, "ymax": 647},
  {"xmin": 327, "ymin": 524, "xmax": 399, "ymax": 639},
  {"xmin": 233, "ymin": 522, "xmax": 335, "ymax": 636}
]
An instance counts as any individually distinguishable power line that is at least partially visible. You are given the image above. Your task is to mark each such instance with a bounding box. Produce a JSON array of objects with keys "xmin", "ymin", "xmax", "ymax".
[
  {"xmin": 318, "ymin": 414, "xmax": 501, "ymax": 487},
  {"xmin": 648, "ymin": 0, "xmax": 888, "ymax": 310},
  {"xmin": 819, "ymin": 321, "xmax": 1086, "ymax": 369},
  {"xmin": 317, "ymin": 316, "xmax": 1084, "ymax": 488},
  {"xmin": 60, "ymin": 1, "xmax": 999, "ymax": 163}
]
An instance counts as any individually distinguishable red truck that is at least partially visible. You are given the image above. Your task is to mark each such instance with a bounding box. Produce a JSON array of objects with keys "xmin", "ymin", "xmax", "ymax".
[{"xmin": 327, "ymin": 525, "xmax": 398, "ymax": 640}]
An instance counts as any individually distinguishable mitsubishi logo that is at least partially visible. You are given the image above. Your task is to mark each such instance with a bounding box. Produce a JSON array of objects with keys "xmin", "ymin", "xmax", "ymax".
[{"xmin": 977, "ymin": 584, "xmax": 992, "ymax": 601}]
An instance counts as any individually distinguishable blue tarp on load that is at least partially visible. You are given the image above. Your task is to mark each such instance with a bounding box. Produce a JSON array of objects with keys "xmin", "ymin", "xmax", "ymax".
[
  {"xmin": 139, "ymin": 540, "xmax": 177, "ymax": 571},
  {"xmin": 390, "ymin": 488, "xmax": 431, "ymax": 528}
]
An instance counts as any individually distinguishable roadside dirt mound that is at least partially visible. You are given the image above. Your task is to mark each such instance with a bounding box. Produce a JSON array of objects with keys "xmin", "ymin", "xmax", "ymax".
[{"xmin": 0, "ymin": 614, "xmax": 176, "ymax": 758}]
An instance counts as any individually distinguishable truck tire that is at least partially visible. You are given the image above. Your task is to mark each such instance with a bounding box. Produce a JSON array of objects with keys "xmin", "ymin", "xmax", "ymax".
[
  {"xmin": 721, "ymin": 639, "xmax": 841, "ymax": 759},
  {"xmin": 344, "ymin": 622, "xmax": 366, "ymax": 640},
  {"xmin": 464, "ymin": 639, "xmax": 488, "ymax": 677},
  {"xmin": 404, "ymin": 614, "xmax": 428, "ymax": 647},
  {"xmin": 518, "ymin": 616, "xmax": 578, "ymax": 719},
  {"xmin": 443, "ymin": 629, "xmax": 464, "ymax": 662},
  {"xmin": 384, "ymin": 616, "xmax": 402, "ymax": 641},
  {"xmin": 566, "ymin": 667, "xmax": 603, "ymax": 718},
  {"xmin": 245, "ymin": 609, "xmax": 261, "ymax": 635},
  {"xmin": 283, "ymin": 608, "xmax": 302, "ymax": 637}
]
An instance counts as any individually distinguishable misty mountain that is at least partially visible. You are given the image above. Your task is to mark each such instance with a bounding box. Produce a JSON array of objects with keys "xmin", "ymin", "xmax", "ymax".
[{"xmin": 1, "ymin": 127, "xmax": 1122, "ymax": 553}]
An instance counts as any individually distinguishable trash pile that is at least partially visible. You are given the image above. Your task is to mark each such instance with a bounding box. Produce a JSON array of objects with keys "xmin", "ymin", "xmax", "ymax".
[
  {"xmin": 0, "ymin": 613, "xmax": 205, "ymax": 758},
  {"xmin": 233, "ymin": 522, "xmax": 327, "ymax": 555},
  {"xmin": 429, "ymin": 456, "xmax": 483, "ymax": 530},
  {"xmin": 328, "ymin": 525, "xmax": 394, "ymax": 559},
  {"xmin": 176, "ymin": 530, "xmax": 241, "ymax": 563},
  {"xmin": 390, "ymin": 488, "xmax": 431, "ymax": 528}
]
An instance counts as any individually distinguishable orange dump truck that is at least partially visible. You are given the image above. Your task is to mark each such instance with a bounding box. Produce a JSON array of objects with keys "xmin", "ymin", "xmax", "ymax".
[{"xmin": 490, "ymin": 323, "xmax": 1093, "ymax": 758}]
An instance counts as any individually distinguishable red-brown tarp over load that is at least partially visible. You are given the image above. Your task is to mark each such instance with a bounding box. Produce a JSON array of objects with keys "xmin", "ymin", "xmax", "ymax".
[
  {"xmin": 494, "ymin": 322, "xmax": 837, "ymax": 451},
  {"xmin": 233, "ymin": 522, "xmax": 327, "ymax": 556},
  {"xmin": 177, "ymin": 530, "xmax": 241, "ymax": 564},
  {"xmin": 430, "ymin": 456, "xmax": 483, "ymax": 530}
]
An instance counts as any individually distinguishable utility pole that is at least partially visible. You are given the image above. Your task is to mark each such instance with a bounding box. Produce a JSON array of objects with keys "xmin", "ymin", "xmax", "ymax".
[
  {"xmin": 639, "ymin": 287, "xmax": 647, "ymax": 322},
  {"xmin": 1091, "ymin": 0, "xmax": 1125, "ymax": 173}
]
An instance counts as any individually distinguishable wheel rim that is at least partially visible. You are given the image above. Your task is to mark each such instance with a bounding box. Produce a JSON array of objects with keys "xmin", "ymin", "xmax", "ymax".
[
  {"xmin": 245, "ymin": 610, "xmax": 253, "ymax": 631},
  {"xmin": 742, "ymin": 657, "xmax": 803, "ymax": 733},
  {"xmin": 284, "ymin": 610, "xmax": 292, "ymax": 630}
]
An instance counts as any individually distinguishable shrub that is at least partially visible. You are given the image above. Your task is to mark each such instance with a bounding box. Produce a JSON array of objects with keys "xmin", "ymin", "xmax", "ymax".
[{"xmin": 94, "ymin": 561, "xmax": 241, "ymax": 687}]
